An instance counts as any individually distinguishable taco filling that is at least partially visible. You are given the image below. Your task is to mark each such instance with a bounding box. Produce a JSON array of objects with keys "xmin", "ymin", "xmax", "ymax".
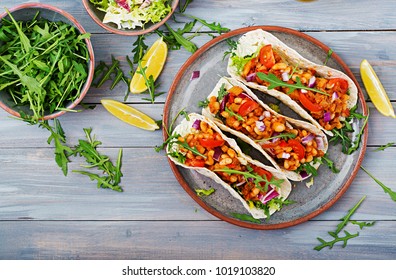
[
  {"xmin": 166, "ymin": 114, "xmax": 291, "ymax": 218},
  {"xmin": 235, "ymin": 44, "xmax": 351, "ymax": 131},
  {"xmin": 207, "ymin": 84, "xmax": 326, "ymax": 175}
]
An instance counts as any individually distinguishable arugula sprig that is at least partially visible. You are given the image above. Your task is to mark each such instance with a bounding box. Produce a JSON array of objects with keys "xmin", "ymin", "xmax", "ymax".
[
  {"xmin": 215, "ymin": 166, "xmax": 284, "ymax": 193},
  {"xmin": 360, "ymin": 166, "xmax": 396, "ymax": 202},
  {"xmin": 374, "ymin": 142, "xmax": 394, "ymax": 152},
  {"xmin": 72, "ymin": 128, "xmax": 123, "ymax": 192},
  {"xmin": 38, "ymin": 119, "xmax": 73, "ymax": 176},
  {"xmin": 314, "ymin": 196, "xmax": 374, "ymax": 251},
  {"xmin": 255, "ymin": 133, "xmax": 297, "ymax": 143},
  {"xmin": 256, "ymin": 72, "xmax": 329, "ymax": 96},
  {"xmin": 330, "ymin": 105, "xmax": 369, "ymax": 154},
  {"xmin": 180, "ymin": 14, "xmax": 230, "ymax": 34},
  {"xmin": 195, "ymin": 188, "xmax": 215, "ymax": 197},
  {"xmin": 136, "ymin": 61, "xmax": 165, "ymax": 103}
]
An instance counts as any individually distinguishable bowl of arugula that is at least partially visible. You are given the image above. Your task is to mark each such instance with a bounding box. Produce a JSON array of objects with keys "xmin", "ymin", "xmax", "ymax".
[
  {"xmin": 0, "ymin": 3, "xmax": 95, "ymax": 121},
  {"xmin": 82, "ymin": 0, "xmax": 179, "ymax": 36}
]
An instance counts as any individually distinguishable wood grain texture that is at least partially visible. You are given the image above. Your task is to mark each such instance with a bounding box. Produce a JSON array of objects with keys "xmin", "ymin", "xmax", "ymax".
[
  {"xmin": 0, "ymin": 220, "xmax": 395, "ymax": 260},
  {"xmin": 1, "ymin": 0, "xmax": 395, "ymax": 260}
]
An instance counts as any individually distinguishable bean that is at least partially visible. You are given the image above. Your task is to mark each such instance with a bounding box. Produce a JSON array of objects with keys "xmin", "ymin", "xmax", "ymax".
[
  {"xmin": 219, "ymin": 158, "xmax": 233, "ymax": 166},
  {"xmin": 227, "ymin": 148, "xmax": 236, "ymax": 158}
]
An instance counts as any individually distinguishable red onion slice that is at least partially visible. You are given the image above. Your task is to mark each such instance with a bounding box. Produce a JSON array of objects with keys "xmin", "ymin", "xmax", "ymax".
[
  {"xmin": 281, "ymin": 72, "xmax": 289, "ymax": 82},
  {"xmin": 213, "ymin": 146, "xmax": 222, "ymax": 162},
  {"xmin": 323, "ymin": 111, "xmax": 331, "ymax": 123},
  {"xmin": 258, "ymin": 187, "xmax": 279, "ymax": 204},
  {"xmin": 192, "ymin": 119, "xmax": 201, "ymax": 130},
  {"xmin": 190, "ymin": 70, "xmax": 200, "ymax": 81},
  {"xmin": 219, "ymin": 93, "xmax": 229, "ymax": 112},
  {"xmin": 332, "ymin": 91, "xmax": 339, "ymax": 102},
  {"xmin": 315, "ymin": 137, "xmax": 325, "ymax": 150},
  {"xmin": 308, "ymin": 76, "xmax": 316, "ymax": 88},
  {"xmin": 301, "ymin": 133, "xmax": 315, "ymax": 145},
  {"xmin": 246, "ymin": 73, "xmax": 256, "ymax": 82},
  {"xmin": 255, "ymin": 121, "xmax": 266, "ymax": 132}
]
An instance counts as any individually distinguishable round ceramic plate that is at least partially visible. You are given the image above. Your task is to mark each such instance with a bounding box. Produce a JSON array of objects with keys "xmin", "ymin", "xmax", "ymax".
[{"xmin": 163, "ymin": 26, "xmax": 368, "ymax": 229}]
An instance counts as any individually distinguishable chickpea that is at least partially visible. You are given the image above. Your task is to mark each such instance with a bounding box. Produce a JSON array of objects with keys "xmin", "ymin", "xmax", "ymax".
[
  {"xmin": 205, "ymin": 156, "xmax": 214, "ymax": 166},
  {"xmin": 219, "ymin": 157, "xmax": 233, "ymax": 166},
  {"xmin": 221, "ymin": 145, "xmax": 228, "ymax": 153},
  {"xmin": 251, "ymin": 188, "xmax": 260, "ymax": 196},
  {"xmin": 272, "ymin": 63, "xmax": 287, "ymax": 70},
  {"xmin": 272, "ymin": 122, "xmax": 286, "ymax": 132},
  {"xmin": 284, "ymin": 160, "xmax": 290, "ymax": 169},
  {"xmin": 232, "ymin": 120, "xmax": 240, "ymax": 129},
  {"xmin": 227, "ymin": 148, "xmax": 236, "ymax": 158},
  {"xmin": 234, "ymin": 97, "xmax": 242, "ymax": 104},
  {"xmin": 229, "ymin": 175, "xmax": 238, "ymax": 183}
]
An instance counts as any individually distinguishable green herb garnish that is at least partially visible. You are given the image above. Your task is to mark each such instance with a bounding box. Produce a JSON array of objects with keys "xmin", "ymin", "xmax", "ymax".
[
  {"xmin": 72, "ymin": 128, "xmax": 123, "ymax": 192},
  {"xmin": 38, "ymin": 119, "xmax": 73, "ymax": 176},
  {"xmin": 360, "ymin": 166, "xmax": 396, "ymax": 202},
  {"xmin": 256, "ymin": 72, "xmax": 328, "ymax": 96},
  {"xmin": 0, "ymin": 10, "xmax": 90, "ymax": 121},
  {"xmin": 195, "ymin": 188, "xmax": 216, "ymax": 197},
  {"xmin": 224, "ymin": 107, "xmax": 244, "ymax": 122},
  {"xmin": 136, "ymin": 61, "xmax": 165, "ymax": 103},
  {"xmin": 255, "ymin": 133, "xmax": 297, "ymax": 143},
  {"xmin": 215, "ymin": 166, "xmax": 284, "ymax": 192},
  {"xmin": 330, "ymin": 105, "xmax": 368, "ymax": 154},
  {"xmin": 230, "ymin": 212, "xmax": 261, "ymax": 224},
  {"xmin": 181, "ymin": 14, "xmax": 230, "ymax": 34},
  {"xmin": 163, "ymin": 22, "xmax": 198, "ymax": 53},
  {"xmin": 324, "ymin": 49, "xmax": 333, "ymax": 66},
  {"xmin": 374, "ymin": 142, "xmax": 395, "ymax": 152},
  {"xmin": 131, "ymin": 35, "xmax": 148, "ymax": 63},
  {"xmin": 223, "ymin": 39, "xmax": 238, "ymax": 60},
  {"xmin": 314, "ymin": 196, "xmax": 373, "ymax": 251}
]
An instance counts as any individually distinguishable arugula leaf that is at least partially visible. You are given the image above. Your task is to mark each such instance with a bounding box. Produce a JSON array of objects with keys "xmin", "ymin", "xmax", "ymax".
[
  {"xmin": 223, "ymin": 39, "xmax": 238, "ymax": 60},
  {"xmin": 230, "ymin": 212, "xmax": 261, "ymax": 224},
  {"xmin": 181, "ymin": 14, "xmax": 230, "ymax": 34},
  {"xmin": 360, "ymin": 166, "xmax": 396, "ymax": 202},
  {"xmin": 323, "ymin": 49, "xmax": 333, "ymax": 66},
  {"xmin": 320, "ymin": 154, "xmax": 340, "ymax": 174},
  {"xmin": 334, "ymin": 196, "xmax": 366, "ymax": 235},
  {"xmin": 217, "ymin": 83, "xmax": 228, "ymax": 101},
  {"xmin": 215, "ymin": 167, "xmax": 285, "ymax": 192},
  {"xmin": 374, "ymin": 142, "xmax": 395, "ymax": 152},
  {"xmin": 195, "ymin": 188, "xmax": 215, "ymax": 197},
  {"xmin": 314, "ymin": 231, "xmax": 359, "ymax": 251},
  {"xmin": 198, "ymin": 98, "xmax": 209, "ymax": 108},
  {"xmin": 38, "ymin": 119, "xmax": 73, "ymax": 176},
  {"xmin": 255, "ymin": 133, "xmax": 297, "ymax": 143},
  {"xmin": 136, "ymin": 61, "xmax": 165, "ymax": 103},
  {"xmin": 330, "ymin": 105, "xmax": 368, "ymax": 155},
  {"xmin": 350, "ymin": 220, "xmax": 376, "ymax": 230},
  {"xmin": 314, "ymin": 196, "xmax": 368, "ymax": 251},
  {"xmin": 256, "ymin": 72, "xmax": 329, "ymax": 96},
  {"xmin": 131, "ymin": 35, "xmax": 148, "ymax": 63},
  {"xmin": 225, "ymin": 107, "xmax": 244, "ymax": 122},
  {"xmin": 164, "ymin": 22, "xmax": 198, "ymax": 53},
  {"xmin": 179, "ymin": 0, "xmax": 194, "ymax": 13},
  {"xmin": 72, "ymin": 128, "xmax": 123, "ymax": 192}
]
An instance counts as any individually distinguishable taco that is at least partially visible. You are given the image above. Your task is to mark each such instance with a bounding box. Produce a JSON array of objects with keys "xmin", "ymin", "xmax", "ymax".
[
  {"xmin": 201, "ymin": 77, "xmax": 328, "ymax": 181},
  {"xmin": 227, "ymin": 29, "xmax": 358, "ymax": 136},
  {"xmin": 166, "ymin": 113, "xmax": 292, "ymax": 219}
]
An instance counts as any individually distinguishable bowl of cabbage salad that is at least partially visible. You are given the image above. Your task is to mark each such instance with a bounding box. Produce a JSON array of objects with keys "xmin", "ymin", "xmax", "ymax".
[{"xmin": 83, "ymin": 0, "xmax": 178, "ymax": 35}]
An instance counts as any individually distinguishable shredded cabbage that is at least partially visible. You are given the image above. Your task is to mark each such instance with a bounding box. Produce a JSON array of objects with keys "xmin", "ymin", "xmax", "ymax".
[{"xmin": 90, "ymin": 0, "xmax": 172, "ymax": 30}]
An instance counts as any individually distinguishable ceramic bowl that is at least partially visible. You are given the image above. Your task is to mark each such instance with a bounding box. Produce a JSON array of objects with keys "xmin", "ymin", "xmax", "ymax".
[
  {"xmin": 0, "ymin": 3, "xmax": 95, "ymax": 120},
  {"xmin": 82, "ymin": 0, "xmax": 179, "ymax": 36}
]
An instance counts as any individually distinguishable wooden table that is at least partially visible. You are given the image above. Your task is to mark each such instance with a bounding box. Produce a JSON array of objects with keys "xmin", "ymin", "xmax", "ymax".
[{"xmin": 1, "ymin": 0, "xmax": 395, "ymax": 260}]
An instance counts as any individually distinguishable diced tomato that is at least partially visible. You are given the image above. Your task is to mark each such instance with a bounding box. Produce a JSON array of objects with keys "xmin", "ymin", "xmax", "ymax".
[
  {"xmin": 288, "ymin": 139, "xmax": 305, "ymax": 160},
  {"xmin": 299, "ymin": 92, "xmax": 323, "ymax": 112},
  {"xmin": 251, "ymin": 165, "xmax": 273, "ymax": 181},
  {"xmin": 260, "ymin": 142, "xmax": 278, "ymax": 149},
  {"xmin": 259, "ymin": 45, "xmax": 276, "ymax": 69},
  {"xmin": 238, "ymin": 100, "xmax": 259, "ymax": 116},
  {"xmin": 198, "ymin": 138, "xmax": 224, "ymax": 148},
  {"xmin": 327, "ymin": 78, "xmax": 349, "ymax": 95},
  {"xmin": 185, "ymin": 158, "xmax": 205, "ymax": 167}
]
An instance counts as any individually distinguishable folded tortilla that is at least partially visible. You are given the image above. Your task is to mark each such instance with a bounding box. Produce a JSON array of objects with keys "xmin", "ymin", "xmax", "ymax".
[
  {"xmin": 202, "ymin": 77, "xmax": 329, "ymax": 181},
  {"xmin": 166, "ymin": 113, "xmax": 292, "ymax": 219},
  {"xmin": 227, "ymin": 29, "xmax": 358, "ymax": 135}
]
